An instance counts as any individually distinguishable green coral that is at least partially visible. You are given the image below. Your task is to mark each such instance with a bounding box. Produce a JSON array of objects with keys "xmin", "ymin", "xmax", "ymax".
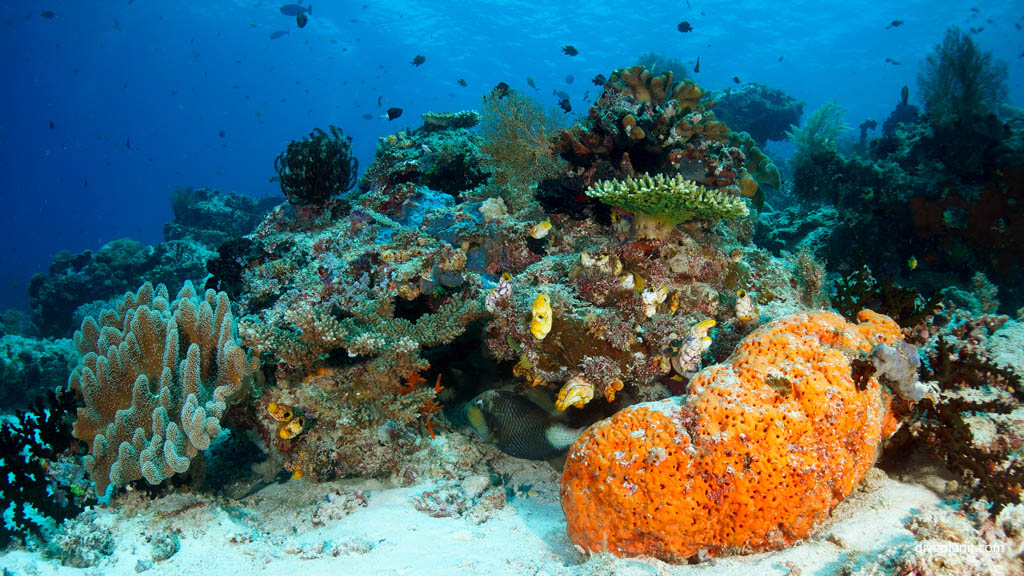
[
  {"xmin": 585, "ymin": 173, "xmax": 749, "ymax": 224},
  {"xmin": 69, "ymin": 282, "xmax": 256, "ymax": 501},
  {"xmin": 785, "ymin": 100, "xmax": 849, "ymax": 166},
  {"xmin": 731, "ymin": 131, "xmax": 781, "ymax": 189}
]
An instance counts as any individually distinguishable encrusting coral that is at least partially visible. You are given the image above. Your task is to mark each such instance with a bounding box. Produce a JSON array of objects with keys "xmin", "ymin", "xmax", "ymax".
[
  {"xmin": 69, "ymin": 281, "xmax": 256, "ymax": 500},
  {"xmin": 560, "ymin": 310, "xmax": 909, "ymax": 560}
]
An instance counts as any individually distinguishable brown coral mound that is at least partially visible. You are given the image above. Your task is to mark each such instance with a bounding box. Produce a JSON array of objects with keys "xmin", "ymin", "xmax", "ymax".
[
  {"xmin": 70, "ymin": 281, "xmax": 255, "ymax": 500},
  {"xmin": 560, "ymin": 310, "xmax": 903, "ymax": 560}
]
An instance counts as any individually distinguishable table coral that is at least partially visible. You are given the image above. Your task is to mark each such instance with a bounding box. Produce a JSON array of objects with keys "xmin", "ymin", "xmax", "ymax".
[
  {"xmin": 560, "ymin": 310, "xmax": 905, "ymax": 561},
  {"xmin": 69, "ymin": 281, "xmax": 256, "ymax": 501},
  {"xmin": 586, "ymin": 173, "xmax": 749, "ymax": 232}
]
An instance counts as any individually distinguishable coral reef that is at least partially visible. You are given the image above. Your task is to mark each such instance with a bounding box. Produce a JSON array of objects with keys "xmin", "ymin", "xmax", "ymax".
[
  {"xmin": 273, "ymin": 125, "xmax": 358, "ymax": 207},
  {"xmin": 889, "ymin": 312, "xmax": 1024, "ymax": 513},
  {"xmin": 774, "ymin": 30, "xmax": 1023, "ymax": 312},
  {"xmin": 164, "ymin": 187, "xmax": 281, "ymax": 249},
  {"xmin": 547, "ymin": 65, "xmax": 777, "ymax": 215},
  {"xmin": 28, "ymin": 188, "xmax": 273, "ymax": 338},
  {"xmin": 44, "ymin": 510, "xmax": 116, "ymax": 567},
  {"xmin": 561, "ymin": 310, "xmax": 909, "ymax": 560},
  {"xmin": 919, "ymin": 26, "xmax": 1009, "ymax": 126},
  {"xmin": 710, "ymin": 83, "xmax": 805, "ymax": 146},
  {"xmin": 832, "ymin": 265, "xmax": 941, "ymax": 327},
  {"xmin": 69, "ymin": 281, "xmax": 256, "ymax": 500},
  {"xmin": 0, "ymin": 333, "xmax": 76, "ymax": 412},
  {"xmin": 360, "ymin": 117, "xmax": 491, "ymax": 202},
  {"xmin": 29, "ymin": 239, "xmax": 213, "ymax": 338}
]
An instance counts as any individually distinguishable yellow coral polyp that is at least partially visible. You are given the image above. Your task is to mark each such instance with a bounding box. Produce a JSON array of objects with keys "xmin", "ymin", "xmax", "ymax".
[
  {"xmin": 556, "ymin": 376, "xmax": 595, "ymax": 410},
  {"xmin": 279, "ymin": 416, "xmax": 306, "ymax": 440},
  {"xmin": 530, "ymin": 294, "xmax": 553, "ymax": 340},
  {"xmin": 604, "ymin": 379, "xmax": 624, "ymax": 402},
  {"xmin": 267, "ymin": 401, "xmax": 294, "ymax": 423}
]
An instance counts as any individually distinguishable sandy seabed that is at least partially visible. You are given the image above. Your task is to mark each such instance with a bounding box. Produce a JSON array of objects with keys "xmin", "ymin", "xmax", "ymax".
[{"xmin": 2, "ymin": 439, "xmax": 1022, "ymax": 576}]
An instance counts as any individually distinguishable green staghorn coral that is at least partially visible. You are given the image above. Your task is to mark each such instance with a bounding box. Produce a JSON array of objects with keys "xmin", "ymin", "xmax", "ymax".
[
  {"xmin": 585, "ymin": 172, "xmax": 749, "ymax": 227},
  {"xmin": 69, "ymin": 281, "xmax": 256, "ymax": 502}
]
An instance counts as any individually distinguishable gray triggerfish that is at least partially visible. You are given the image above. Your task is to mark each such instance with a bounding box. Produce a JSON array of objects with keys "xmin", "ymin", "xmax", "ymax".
[{"xmin": 463, "ymin": 390, "xmax": 582, "ymax": 460}]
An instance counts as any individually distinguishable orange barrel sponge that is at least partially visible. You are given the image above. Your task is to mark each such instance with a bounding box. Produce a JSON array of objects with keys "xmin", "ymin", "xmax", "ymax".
[{"xmin": 560, "ymin": 310, "xmax": 903, "ymax": 561}]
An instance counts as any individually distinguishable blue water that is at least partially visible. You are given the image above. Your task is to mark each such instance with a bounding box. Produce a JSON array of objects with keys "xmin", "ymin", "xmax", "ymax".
[{"xmin": 1, "ymin": 0, "xmax": 1020, "ymax": 311}]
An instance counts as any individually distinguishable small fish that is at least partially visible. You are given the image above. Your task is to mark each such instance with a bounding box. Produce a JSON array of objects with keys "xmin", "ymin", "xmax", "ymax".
[
  {"xmin": 969, "ymin": 27, "xmax": 984, "ymax": 34},
  {"xmin": 385, "ymin": 107, "xmax": 403, "ymax": 120},
  {"xmin": 557, "ymin": 96, "xmax": 571, "ymax": 113},
  {"xmin": 561, "ymin": 45, "xmax": 578, "ymax": 56},
  {"xmin": 526, "ymin": 76, "xmax": 537, "ymax": 90},
  {"xmin": 565, "ymin": 74, "xmax": 574, "ymax": 85},
  {"xmin": 279, "ymin": 416, "xmax": 306, "ymax": 440},
  {"xmin": 377, "ymin": 95, "xmax": 382, "ymax": 107},
  {"xmin": 296, "ymin": 12, "xmax": 308, "ymax": 28},
  {"xmin": 592, "ymin": 73, "xmax": 607, "ymax": 86},
  {"xmin": 125, "ymin": 137, "xmax": 131, "ymax": 149},
  {"xmin": 733, "ymin": 76, "xmax": 740, "ymax": 84},
  {"xmin": 362, "ymin": 113, "xmax": 373, "ymax": 120},
  {"xmin": 279, "ymin": 4, "xmax": 311, "ymax": 16},
  {"xmin": 885, "ymin": 57, "xmax": 901, "ymax": 65},
  {"xmin": 693, "ymin": 56, "xmax": 700, "ymax": 73},
  {"xmin": 677, "ymin": 21, "xmax": 693, "ymax": 33},
  {"xmin": 269, "ymin": 30, "xmax": 289, "ymax": 39},
  {"xmin": 410, "ymin": 54, "xmax": 426, "ymax": 66},
  {"xmin": 778, "ymin": 55, "xmax": 784, "ymax": 62},
  {"xmin": 40, "ymin": 10, "xmax": 55, "ymax": 19},
  {"xmin": 907, "ymin": 256, "xmax": 918, "ymax": 270},
  {"xmin": 529, "ymin": 220, "xmax": 552, "ymax": 239},
  {"xmin": 49, "ymin": 121, "xmax": 54, "ymax": 130},
  {"xmin": 457, "ymin": 78, "xmax": 467, "ymax": 87},
  {"xmin": 218, "ymin": 129, "xmax": 225, "ymax": 138},
  {"xmin": 886, "ymin": 19, "xmax": 904, "ymax": 29},
  {"xmin": 463, "ymin": 390, "xmax": 582, "ymax": 460},
  {"xmin": 729, "ymin": 248, "xmax": 743, "ymax": 263}
]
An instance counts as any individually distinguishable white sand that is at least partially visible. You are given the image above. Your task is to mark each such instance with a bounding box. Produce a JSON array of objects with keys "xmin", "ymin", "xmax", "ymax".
[{"xmin": 2, "ymin": 452, "xmax": 984, "ymax": 576}]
